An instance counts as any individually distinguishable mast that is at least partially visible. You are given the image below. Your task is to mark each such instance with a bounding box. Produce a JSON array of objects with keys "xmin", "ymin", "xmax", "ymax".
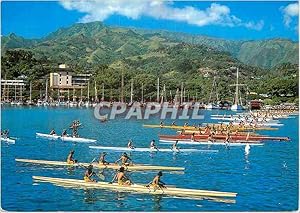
[
  {"xmin": 20, "ymin": 84, "xmax": 23, "ymax": 102},
  {"xmin": 141, "ymin": 83, "xmax": 144, "ymax": 103},
  {"xmin": 102, "ymin": 83, "xmax": 104, "ymax": 101},
  {"xmin": 29, "ymin": 81, "xmax": 32, "ymax": 103},
  {"xmin": 156, "ymin": 77, "xmax": 160, "ymax": 103},
  {"xmin": 73, "ymin": 88, "xmax": 75, "ymax": 102},
  {"xmin": 87, "ymin": 81, "xmax": 90, "ymax": 103},
  {"xmin": 130, "ymin": 79, "xmax": 133, "ymax": 103},
  {"xmin": 183, "ymin": 87, "xmax": 186, "ymax": 102},
  {"xmin": 67, "ymin": 89, "xmax": 70, "ymax": 102},
  {"xmin": 180, "ymin": 83, "xmax": 183, "ymax": 104},
  {"xmin": 57, "ymin": 87, "xmax": 60, "ymax": 103},
  {"xmin": 94, "ymin": 81, "xmax": 98, "ymax": 102},
  {"xmin": 234, "ymin": 68, "xmax": 239, "ymax": 105},
  {"xmin": 14, "ymin": 84, "xmax": 17, "ymax": 101},
  {"xmin": 80, "ymin": 86, "xmax": 83, "ymax": 102},
  {"xmin": 45, "ymin": 78, "xmax": 48, "ymax": 102},
  {"xmin": 121, "ymin": 70, "xmax": 124, "ymax": 103},
  {"xmin": 160, "ymin": 84, "xmax": 166, "ymax": 104},
  {"xmin": 175, "ymin": 88, "xmax": 179, "ymax": 103}
]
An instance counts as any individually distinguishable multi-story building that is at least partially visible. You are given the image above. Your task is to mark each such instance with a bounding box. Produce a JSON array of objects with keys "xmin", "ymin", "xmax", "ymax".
[{"xmin": 50, "ymin": 64, "xmax": 91, "ymax": 89}]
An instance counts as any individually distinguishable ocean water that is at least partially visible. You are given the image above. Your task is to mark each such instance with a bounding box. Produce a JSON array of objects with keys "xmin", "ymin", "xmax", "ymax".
[{"xmin": 1, "ymin": 106, "xmax": 298, "ymax": 211}]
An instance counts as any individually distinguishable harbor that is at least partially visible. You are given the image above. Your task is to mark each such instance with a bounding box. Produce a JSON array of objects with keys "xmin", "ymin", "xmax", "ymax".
[
  {"xmin": 1, "ymin": 106, "xmax": 298, "ymax": 211},
  {"xmin": 1, "ymin": 1, "xmax": 299, "ymax": 212}
]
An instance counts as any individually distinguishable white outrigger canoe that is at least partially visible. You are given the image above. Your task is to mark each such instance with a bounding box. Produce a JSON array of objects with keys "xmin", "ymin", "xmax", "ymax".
[
  {"xmin": 33, "ymin": 176, "xmax": 237, "ymax": 199},
  {"xmin": 36, "ymin": 133, "xmax": 96, "ymax": 143},
  {"xmin": 36, "ymin": 133, "xmax": 60, "ymax": 140},
  {"xmin": 159, "ymin": 140, "xmax": 264, "ymax": 146},
  {"xmin": 89, "ymin": 145, "xmax": 218, "ymax": 153},
  {"xmin": 15, "ymin": 158, "xmax": 185, "ymax": 171},
  {"xmin": 60, "ymin": 136, "xmax": 96, "ymax": 143},
  {"xmin": 1, "ymin": 137, "xmax": 16, "ymax": 144}
]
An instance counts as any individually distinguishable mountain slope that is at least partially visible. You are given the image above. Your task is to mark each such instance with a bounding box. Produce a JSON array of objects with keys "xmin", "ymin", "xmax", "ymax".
[{"xmin": 1, "ymin": 21, "xmax": 298, "ymax": 69}]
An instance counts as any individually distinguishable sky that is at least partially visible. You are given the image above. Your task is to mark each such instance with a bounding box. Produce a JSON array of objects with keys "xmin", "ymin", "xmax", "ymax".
[{"xmin": 1, "ymin": 1, "xmax": 299, "ymax": 41}]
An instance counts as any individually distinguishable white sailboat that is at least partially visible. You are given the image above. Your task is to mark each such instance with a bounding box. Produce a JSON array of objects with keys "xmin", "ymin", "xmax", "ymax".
[
  {"xmin": 205, "ymin": 75, "xmax": 220, "ymax": 110},
  {"xmin": 231, "ymin": 68, "xmax": 245, "ymax": 111}
]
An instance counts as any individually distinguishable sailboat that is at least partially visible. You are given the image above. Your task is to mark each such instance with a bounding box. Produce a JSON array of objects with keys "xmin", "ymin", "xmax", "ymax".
[
  {"xmin": 231, "ymin": 68, "xmax": 245, "ymax": 111},
  {"xmin": 205, "ymin": 76, "xmax": 220, "ymax": 110}
]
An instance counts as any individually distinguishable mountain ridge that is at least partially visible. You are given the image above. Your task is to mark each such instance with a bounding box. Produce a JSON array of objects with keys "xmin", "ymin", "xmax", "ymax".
[{"xmin": 1, "ymin": 21, "xmax": 298, "ymax": 68}]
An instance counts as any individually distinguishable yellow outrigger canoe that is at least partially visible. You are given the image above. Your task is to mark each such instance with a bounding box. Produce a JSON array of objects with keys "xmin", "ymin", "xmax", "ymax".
[
  {"xmin": 16, "ymin": 158, "xmax": 184, "ymax": 171},
  {"xmin": 33, "ymin": 176, "xmax": 237, "ymax": 199}
]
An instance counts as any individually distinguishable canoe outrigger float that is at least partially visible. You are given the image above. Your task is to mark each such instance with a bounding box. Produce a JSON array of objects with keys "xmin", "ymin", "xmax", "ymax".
[
  {"xmin": 33, "ymin": 176, "xmax": 237, "ymax": 199},
  {"xmin": 143, "ymin": 124, "xmax": 278, "ymax": 131},
  {"xmin": 15, "ymin": 158, "xmax": 185, "ymax": 171}
]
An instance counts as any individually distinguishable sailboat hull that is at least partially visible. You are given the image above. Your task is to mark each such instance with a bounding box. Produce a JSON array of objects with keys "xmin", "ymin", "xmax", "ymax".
[{"xmin": 231, "ymin": 104, "xmax": 244, "ymax": 111}]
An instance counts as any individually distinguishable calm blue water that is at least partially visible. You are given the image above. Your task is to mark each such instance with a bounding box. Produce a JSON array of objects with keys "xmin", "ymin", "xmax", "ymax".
[{"xmin": 1, "ymin": 106, "xmax": 298, "ymax": 211}]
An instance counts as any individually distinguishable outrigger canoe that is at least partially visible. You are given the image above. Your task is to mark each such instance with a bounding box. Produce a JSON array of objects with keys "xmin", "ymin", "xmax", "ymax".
[
  {"xmin": 36, "ymin": 133, "xmax": 96, "ymax": 143},
  {"xmin": 159, "ymin": 140, "xmax": 264, "ymax": 146},
  {"xmin": 159, "ymin": 134, "xmax": 290, "ymax": 142},
  {"xmin": 36, "ymin": 133, "xmax": 60, "ymax": 140},
  {"xmin": 143, "ymin": 124, "xmax": 277, "ymax": 131},
  {"xmin": 89, "ymin": 146, "xmax": 218, "ymax": 153},
  {"xmin": 1, "ymin": 137, "xmax": 16, "ymax": 144},
  {"xmin": 33, "ymin": 176, "xmax": 237, "ymax": 199},
  {"xmin": 15, "ymin": 158, "xmax": 184, "ymax": 171}
]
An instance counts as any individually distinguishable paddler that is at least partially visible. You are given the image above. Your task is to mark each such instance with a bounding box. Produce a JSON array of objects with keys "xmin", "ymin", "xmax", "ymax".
[
  {"xmin": 171, "ymin": 121, "xmax": 176, "ymax": 126},
  {"xmin": 49, "ymin": 129, "xmax": 56, "ymax": 135},
  {"xmin": 150, "ymin": 140, "xmax": 159, "ymax": 150},
  {"xmin": 191, "ymin": 132, "xmax": 195, "ymax": 141},
  {"xmin": 172, "ymin": 140, "xmax": 179, "ymax": 150},
  {"xmin": 2, "ymin": 130, "xmax": 9, "ymax": 138},
  {"xmin": 99, "ymin": 152, "xmax": 109, "ymax": 165},
  {"xmin": 61, "ymin": 129, "xmax": 68, "ymax": 137},
  {"xmin": 160, "ymin": 121, "xmax": 164, "ymax": 128},
  {"xmin": 84, "ymin": 165, "xmax": 96, "ymax": 182},
  {"xmin": 115, "ymin": 152, "xmax": 132, "ymax": 166},
  {"xmin": 70, "ymin": 121, "xmax": 79, "ymax": 137},
  {"xmin": 225, "ymin": 133, "xmax": 231, "ymax": 146},
  {"xmin": 127, "ymin": 139, "xmax": 135, "ymax": 149},
  {"xmin": 110, "ymin": 166, "xmax": 132, "ymax": 186},
  {"xmin": 146, "ymin": 171, "xmax": 166, "ymax": 189},
  {"xmin": 67, "ymin": 150, "xmax": 77, "ymax": 164}
]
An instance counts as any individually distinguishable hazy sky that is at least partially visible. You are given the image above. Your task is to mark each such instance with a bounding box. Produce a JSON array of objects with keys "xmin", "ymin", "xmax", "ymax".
[{"xmin": 1, "ymin": 1, "xmax": 299, "ymax": 40}]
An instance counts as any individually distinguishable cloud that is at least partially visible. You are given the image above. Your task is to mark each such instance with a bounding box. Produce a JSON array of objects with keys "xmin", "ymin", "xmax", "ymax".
[
  {"xmin": 281, "ymin": 3, "xmax": 299, "ymax": 27},
  {"xmin": 59, "ymin": 0, "xmax": 264, "ymax": 30}
]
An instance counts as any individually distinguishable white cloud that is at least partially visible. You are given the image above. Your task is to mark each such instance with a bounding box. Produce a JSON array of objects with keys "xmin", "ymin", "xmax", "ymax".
[
  {"xmin": 281, "ymin": 3, "xmax": 299, "ymax": 27},
  {"xmin": 59, "ymin": 0, "xmax": 264, "ymax": 30}
]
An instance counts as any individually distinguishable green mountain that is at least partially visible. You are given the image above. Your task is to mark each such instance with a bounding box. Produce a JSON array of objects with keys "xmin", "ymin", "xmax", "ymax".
[
  {"xmin": 137, "ymin": 30, "xmax": 298, "ymax": 68},
  {"xmin": 1, "ymin": 22, "xmax": 298, "ymax": 103},
  {"xmin": 1, "ymin": 21, "xmax": 298, "ymax": 69},
  {"xmin": 1, "ymin": 33, "xmax": 38, "ymax": 50}
]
